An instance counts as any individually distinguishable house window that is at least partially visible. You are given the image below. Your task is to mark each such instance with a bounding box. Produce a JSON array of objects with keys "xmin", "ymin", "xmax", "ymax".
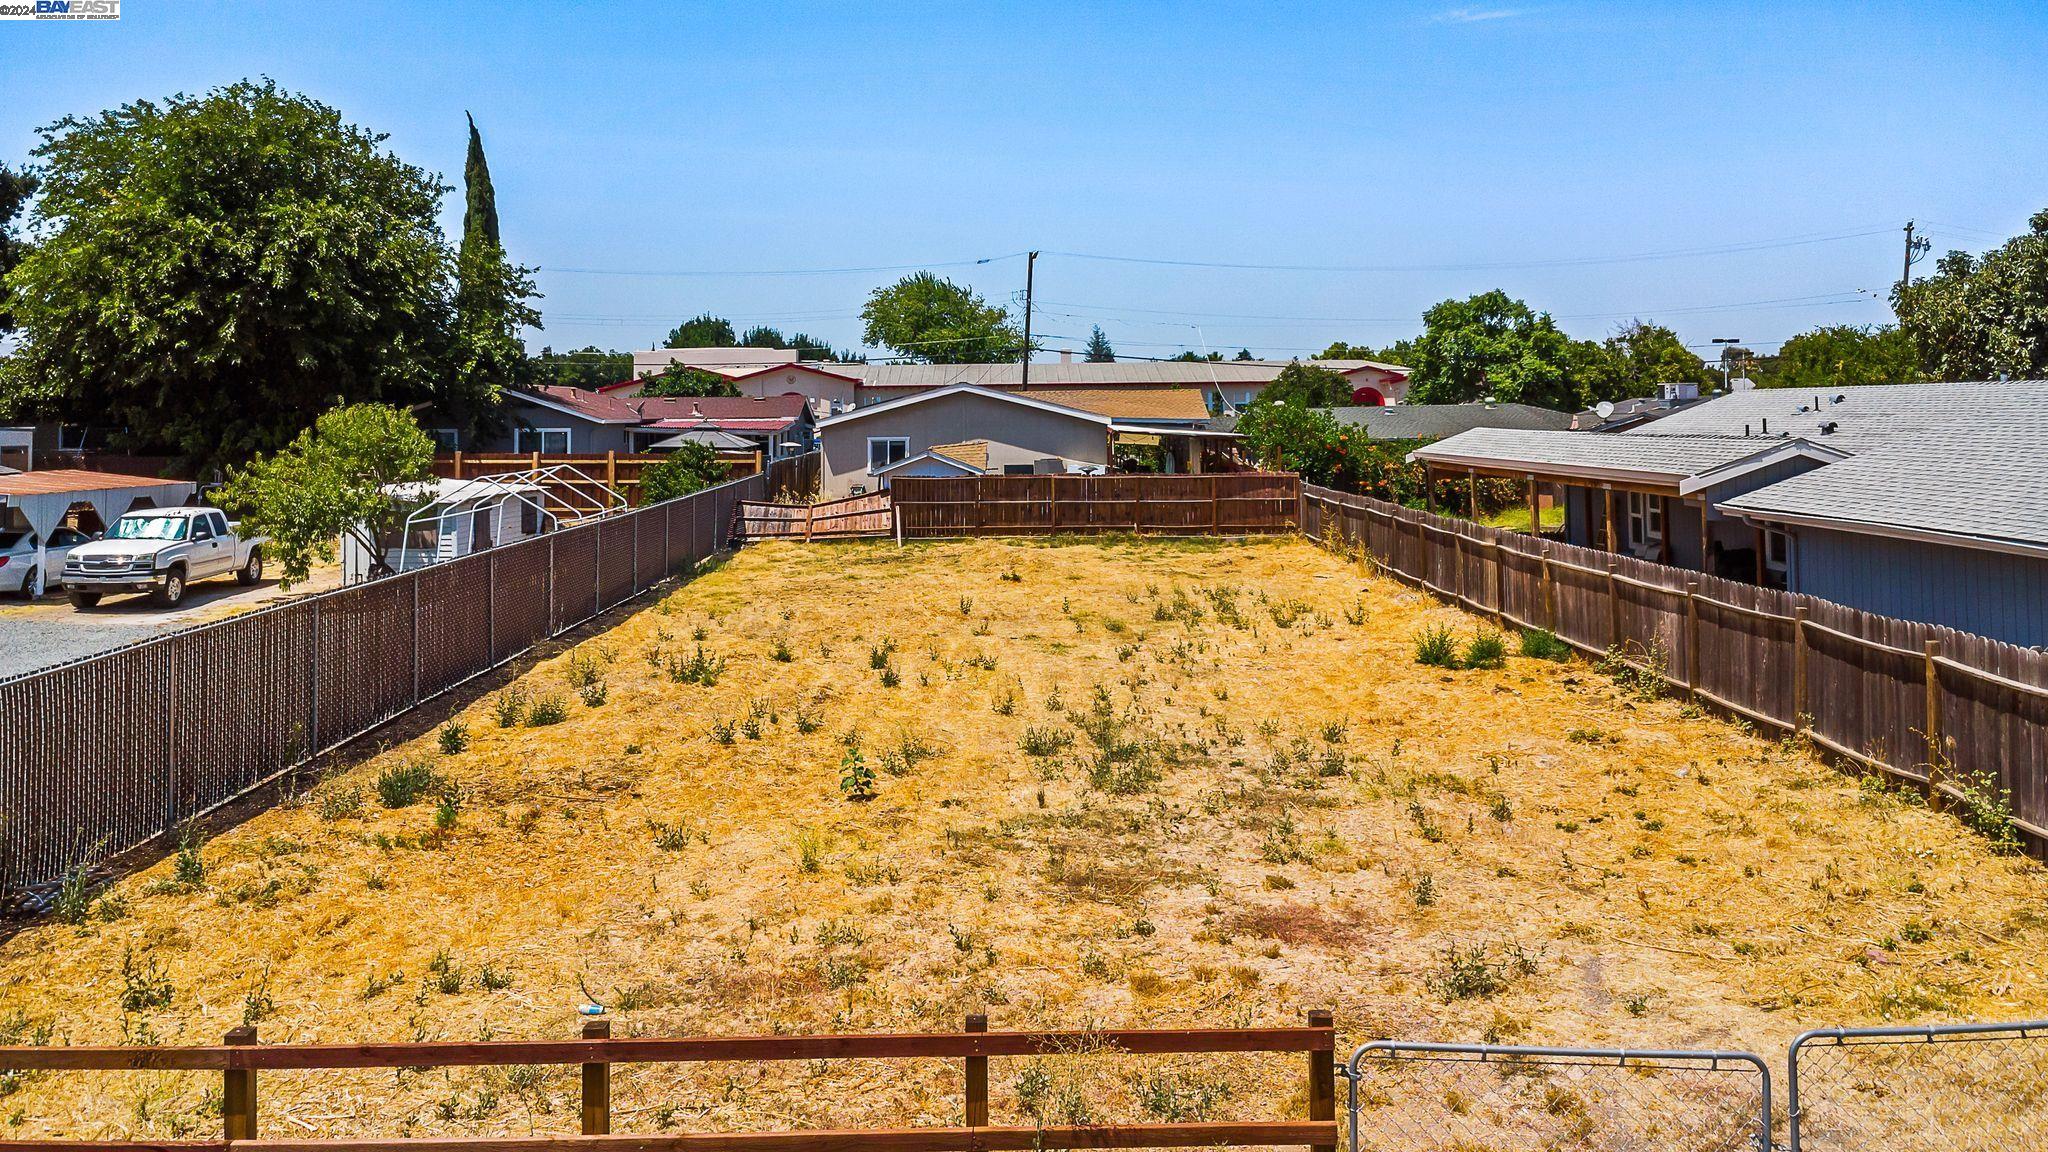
[
  {"xmin": 426, "ymin": 428, "xmax": 461, "ymax": 451},
  {"xmin": 1003, "ymin": 463, "xmax": 1034, "ymax": 475},
  {"xmin": 1765, "ymin": 529, "xmax": 1789, "ymax": 573},
  {"xmin": 516, "ymin": 427, "xmax": 570, "ymax": 454},
  {"xmin": 1626, "ymin": 492, "xmax": 1663, "ymax": 547},
  {"xmin": 867, "ymin": 437, "xmax": 909, "ymax": 473}
]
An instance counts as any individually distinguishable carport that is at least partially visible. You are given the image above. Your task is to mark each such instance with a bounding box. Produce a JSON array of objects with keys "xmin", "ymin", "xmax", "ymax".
[{"xmin": 0, "ymin": 469, "xmax": 197, "ymax": 594}]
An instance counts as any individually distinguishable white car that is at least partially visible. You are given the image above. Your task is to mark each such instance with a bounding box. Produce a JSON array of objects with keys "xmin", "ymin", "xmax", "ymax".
[{"xmin": 0, "ymin": 526, "xmax": 93, "ymax": 598}]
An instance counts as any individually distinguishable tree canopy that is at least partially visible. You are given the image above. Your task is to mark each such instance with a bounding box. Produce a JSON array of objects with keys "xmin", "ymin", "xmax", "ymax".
[
  {"xmin": 1895, "ymin": 210, "xmax": 2048, "ymax": 381},
  {"xmin": 640, "ymin": 441, "xmax": 729, "ymax": 503},
  {"xmin": 1760, "ymin": 325, "xmax": 1924, "ymax": 389},
  {"xmin": 1602, "ymin": 320, "xmax": 1716, "ymax": 392},
  {"xmin": 212, "ymin": 404, "xmax": 436, "ymax": 586},
  {"xmin": 0, "ymin": 163, "xmax": 36, "ymax": 334},
  {"xmin": 1402, "ymin": 291, "xmax": 1599, "ymax": 410},
  {"xmin": 860, "ymin": 272, "xmax": 1023, "ymax": 363},
  {"xmin": 0, "ymin": 81, "xmax": 481, "ymax": 472},
  {"xmin": 1084, "ymin": 326, "xmax": 1115, "ymax": 362},
  {"xmin": 449, "ymin": 114, "xmax": 540, "ymax": 435},
  {"xmin": 638, "ymin": 362, "xmax": 740, "ymax": 398},
  {"xmin": 529, "ymin": 346, "xmax": 633, "ymax": 390},
  {"xmin": 1255, "ymin": 361, "xmax": 1353, "ymax": 408},
  {"xmin": 666, "ymin": 314, "xmax": 736, "ymax": 348}
]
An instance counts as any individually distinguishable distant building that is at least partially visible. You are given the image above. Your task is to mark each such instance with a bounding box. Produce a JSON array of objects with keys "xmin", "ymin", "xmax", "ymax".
[{"xmin": 1321, "ymin": 401, "xmax": 1573, "ymax": 440}]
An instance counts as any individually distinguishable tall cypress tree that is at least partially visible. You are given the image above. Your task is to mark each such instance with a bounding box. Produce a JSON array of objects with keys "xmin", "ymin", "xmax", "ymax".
[
  {"xmin": 462, "ymin": 112, "xmax": 499, "ymax": 250},
  {"xmin": 450, "ymin": 113, "xmax": 537, "ymax": 427}
]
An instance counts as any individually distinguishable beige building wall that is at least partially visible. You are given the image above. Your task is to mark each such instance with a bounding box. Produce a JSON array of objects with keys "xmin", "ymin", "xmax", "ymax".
[{"xmin": 819, "ymin": 392, "xmax": 1111, "ymax": 497}]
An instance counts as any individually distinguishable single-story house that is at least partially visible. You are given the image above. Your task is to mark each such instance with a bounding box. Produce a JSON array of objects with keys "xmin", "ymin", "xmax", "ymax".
[
  {"xmin": 813, "ymin": 385, "xmax": 1239, "ymax": 498},
  {"xmin": 439, "ymin": 388, "xmax": 816, "ymax": 460},
  {"xmin": 1409, "ymin": 379, "xmax": 2048, "ymax": 645},
  {"xmin": 614, "ymin": 347, "xmax": 1413, "ymax": 418}
]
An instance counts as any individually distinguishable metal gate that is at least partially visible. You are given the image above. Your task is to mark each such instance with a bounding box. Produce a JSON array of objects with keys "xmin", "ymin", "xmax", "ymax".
[
  {"xmin": 1346, "ymin": 1041, "xmax": 1771, "ymax": 1151},
  {"xmin": 1788, "ymin": 1020, "xmax": 2048, "ymax": 1150}
]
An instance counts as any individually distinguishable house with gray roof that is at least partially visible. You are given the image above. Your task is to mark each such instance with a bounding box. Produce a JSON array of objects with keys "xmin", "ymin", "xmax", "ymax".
[
  {"xmin": 1323, "ymin": 402, "xmax": 1573, "ymax": 440},
  {"xmin": 1409, "ymin": 380, "xmax": 2048, "ymax": 645}
]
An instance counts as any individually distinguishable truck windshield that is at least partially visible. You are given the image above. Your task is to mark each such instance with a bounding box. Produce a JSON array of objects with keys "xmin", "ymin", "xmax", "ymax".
[{"xmin": 109, "ymin": 515, "xmax": 188, "ymax": 541}]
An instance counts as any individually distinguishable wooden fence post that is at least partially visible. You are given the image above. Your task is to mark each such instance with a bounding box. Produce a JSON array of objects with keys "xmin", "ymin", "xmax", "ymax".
[
  {"xmin": 1924, "ymin": 640, "xmax": 1945, "ymax": 811},
  {"xmin": 1606, "ymin": 563, "xmax": 1622, "ymax": 652},
  {"xmin": 605, "ymin": 451, "xmax": 618, "ymax": 492},
  {"xmin": 964, "ymin": 1013, "xmax": 989, "ymax": 1128},
  {"xmin": 1306, "ymin": 1009, "xmax": 1335, "ymax": 1152},
  {"xmin": 1210, "ymin": 476, "xmax": 1221, "ymax": 535},
  {"xmin": 1491, "ymin": 536, "xmax": 1507, "ymax": 625},
  {"xmin": 452, "ymin": 450, "xmax": 464, "ymax": 480},
  {"xmin": 1792, "ymin": 606, "xmax": 1810, "ymax": 736},
  {"xmin": 1684, "ymin": 580, "xmax": 1701, "ymax": 703},
  {"xmin": 1541, "ymin": 545, "xmax": 1557, "ymax": 635},
  {"xmin": 222, "ymin": 1024, "xmax": 257, "ymax": 1141},
  {"xmin": 580, "ymin": 1017, "xmax": 611, "ymax": 1135}
]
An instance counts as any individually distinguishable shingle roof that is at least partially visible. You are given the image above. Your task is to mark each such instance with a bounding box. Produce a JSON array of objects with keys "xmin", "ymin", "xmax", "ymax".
[
  {"xmin": 830, "ymin": 359, "xmax": 1406, "ymax": 389},
  {"xmin": 632, "ymin": 394, "xmax": 808, "ymax": 421},
  {"xmin": 525, "ymin": 386, "xmax": 642, "ymax": 423},
  {"xmin": 1621, "ymin": 380, "xmax": 2048, "ymax": 450},
  {"xmin": 927, "ymin": 440, "xmax": 990, "ymax": 471},
  {"xmin": 1720, "ymin": 431, "xmax": 2048, "ymax": 553},
  {"xmin": 1012, "ymin": 386, "xmax": 1212, "ymax": 421},
  {"xmin": 1409, "ymin": 429, "xmax": 1819, "ymax": 484},
  {"xmin": 1324, "ymin": 402, "xmax": 1572, "ymax": 440}
]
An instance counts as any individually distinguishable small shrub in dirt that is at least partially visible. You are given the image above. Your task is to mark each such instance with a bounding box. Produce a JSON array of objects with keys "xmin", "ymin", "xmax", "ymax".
[
  {"xmin": 376, "ymin": 760, "xmax": 446, "ymax": 808},
  {"xmin": 491, "ymin": 688, "xmax": 529, "ymax": 728},
  {"xmin": 1413, "ymin": 625, "xmax": 1460, "ymax": 668},
  {"xmin": 708, "ymin": 716, "xmax": 737, "ymax": 745},
  {"xmin": 475, "ymin": 963, "xmax": 514, "ymax": 991},
  {"xmin": 999, "ymin": 566, "xmax": 1023, "ymax": 583},
  {"xmin": 54, "ymin": 865, "xmax": 99, "ymax": 925},
  {"xmin": 433, "ymin": 789, "xmax": 462, "ymax": 831},
  {"xmin": 666, "ymin": 645, "xmax": 726, "ymax": 687},
  {"xmin": 577, "ymin": 680, "xmax": 608, "ymax": 708},
  {"xmin": 526, "ymin": 694, "xmax": 569, "ymax": 726},
  {"xmin": 1519, "ymin": 628, "xmax": 1571, "ymax": 661},
  {"xmin": 795, "ymin": 827, "xmax": 826, "ymax": 873},
  {"xmin": 793, "ymin": 705, "xmax": 822, "ymax": 734},
  {"xmin": 868, "ymin": 639, "xmax": 896, "ymax": 670},
  {"xmin": 438, "ymin": 721, "xmax": 469, "ymax": 755},
  {"xmin": 427, "ymin": 950, "xmax": 463, "ymax": 994},
  {"xmin": 1952, "ymin": 767, "xmax": 2021, "ymax": 853},
  {"xmin": 769, "ymin": 638, "xmax": 794, "ymax": 663},
  {"xmin": 1462, "ymin": 630, "xmax": 1507, "ymax": 670},
  {"xmin": 1413, "ymin": 872, "xmax": 1437, "ymax": 906},
  {"xmin": 1425, "ymin": 942, "xmax": 1538, "ymax": 1002},
  {"xmin": 119, "ymin": 947, "xmax": 174, "ymax": 1012},
  {"xmin": 839, "ymin": 749, "xmax": 877, "ymax": 802},
  {"xmin": 1020, "ymin": 726, "xmax": 1074, "ymax": 757},
  {"xmin": 173, "ymin": 829, "xmax": 206, "ymax": 887},
  {"xmin": 317, "ymin": 786, "xmax": 365, "ymax": 821},
  {"xmin": 878, "ymin": 665, "xmax": 901, "ymax": 688}
]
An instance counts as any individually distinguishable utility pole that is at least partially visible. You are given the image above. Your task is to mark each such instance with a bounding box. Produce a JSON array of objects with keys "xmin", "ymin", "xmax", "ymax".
[
  {"xmin": 1901, "ymin": 220, "xmax": 1930, "ymax": 288},
  {"xmin": 1019, "ymin": 250, "xmax": 1038, "ymax": 388}
]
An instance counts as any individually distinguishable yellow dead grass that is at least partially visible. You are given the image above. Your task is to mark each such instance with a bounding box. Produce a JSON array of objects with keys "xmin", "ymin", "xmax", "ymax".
[{"xmin": 3, "ymin": 536, "xmax": 2045, "ymax": 1139}]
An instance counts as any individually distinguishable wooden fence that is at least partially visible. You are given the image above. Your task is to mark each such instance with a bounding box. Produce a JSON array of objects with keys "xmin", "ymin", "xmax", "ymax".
[
  {"xmin": 763, "ymin": 450, "xmax": 821, "ymax": 499},
  {"xmin": 738, "ymin": 490, "xmax": 892, "ymax": 540},
  {"xmin": 0, "ymin": 1013, "xmax": 1338, "ymax": 1152},
  {"xmin": 1299, "ymin": 484, "xmax": 2048, "ymax": 852},
  {"xmin": 437, "ymin": 451, "xmax": 778, "ymax": 507},
  {"xmin": 0, "ymin": 475, "xmax": 766, "ymax": 899},
  {"xmin": 891, "ymin": 473, "xmax": 1301, "ymax": 538}
]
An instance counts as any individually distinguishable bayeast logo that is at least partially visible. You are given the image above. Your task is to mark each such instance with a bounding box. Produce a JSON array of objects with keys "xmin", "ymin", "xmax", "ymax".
[{"xmin": 0, "ymin": 0, "xmax": 121, "ymax": 18}]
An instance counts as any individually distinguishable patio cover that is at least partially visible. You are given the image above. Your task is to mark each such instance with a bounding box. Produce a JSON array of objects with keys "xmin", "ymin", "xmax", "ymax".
[{"xmin": 0, "ymin": 469, "xmax": 197, "ymax": 594}]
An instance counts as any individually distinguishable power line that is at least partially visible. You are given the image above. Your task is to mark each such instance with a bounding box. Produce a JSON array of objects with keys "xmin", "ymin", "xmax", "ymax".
[
  {"xmin": 535, "ymin": 252, "xmax": 1029, "ymax": 279},
  {"xmin": 1042, "ymin": 225, "xmax": 1897, "ymax": 274}
]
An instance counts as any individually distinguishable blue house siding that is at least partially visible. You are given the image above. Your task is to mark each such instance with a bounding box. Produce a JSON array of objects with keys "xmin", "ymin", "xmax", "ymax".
[{"xmin": 1790, "ymin": 527, "xmax": 2048, "ymax": 647}]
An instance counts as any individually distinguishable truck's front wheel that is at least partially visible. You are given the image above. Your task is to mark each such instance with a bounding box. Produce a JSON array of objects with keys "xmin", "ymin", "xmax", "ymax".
[
  {"xmin": 236, "ymin": 549, "xmax": 263, "ymax": 586},
  {"xmin": 151, "ymin": 566, "xmax": 187, "ymax": 607},
  {"xmin": 68, "ymin": 590, "xmax": 102, "ymax": 610}
]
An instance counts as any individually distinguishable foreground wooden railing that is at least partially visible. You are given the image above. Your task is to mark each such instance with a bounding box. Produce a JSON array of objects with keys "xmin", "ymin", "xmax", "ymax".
[{"xmin": 0, "ymin": 1013, "xmax": 1337, "ymax": 1152}]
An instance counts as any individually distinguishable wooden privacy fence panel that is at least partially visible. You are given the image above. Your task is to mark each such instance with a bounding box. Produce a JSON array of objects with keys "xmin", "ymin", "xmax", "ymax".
[
  {"xmin": 763, "ymin": 450, "xmax": 820, "ymax": 499},
  {"xmin": 0, "ymin": 1013, "xmax": 1337, "ymax": 1152},
  {"xmin": 738, "ymin": 491, "xmax": 892, "ymax": 540},
  {"xmin": 0, "ymin": 475, "xmax": 766, "ymax": 898},
  {"xmin": 890, "ymin": 473, "xmax": 1301, "ymax": 538},
  {"xmin": 1301, "ymin": 484, "xmax": 2048, "ymax": 851}
]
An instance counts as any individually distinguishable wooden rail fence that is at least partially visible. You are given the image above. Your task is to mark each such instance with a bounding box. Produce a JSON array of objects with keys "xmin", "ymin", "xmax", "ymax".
[
  {"xmin": 890, "ymin": 473, "xmax": 1300, "ymax": 538},
  {"xmin": 0, "ymin": 476, "xmax": 766, "ymax": 899},
  {"xmin": 0, "ymin": 1013, "xmax": 1338, "ymax": 1152},
  {"xmin": 1300, "ymin": 484, "xmax": 2048, "ymax": 852}
]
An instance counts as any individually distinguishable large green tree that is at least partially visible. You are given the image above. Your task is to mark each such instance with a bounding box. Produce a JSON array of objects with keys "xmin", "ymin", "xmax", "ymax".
[
  {"xmin": 1762, "ymin": 325, "xmax": 1924, "ymax": 389},
  {"xmin": 638, "ymin": 362, "xmax": 740, "ymax": 398},
  {"xmin": 1402, "ymin": 290, "xmax": 1618, "ymax": 411},
  {"xmin": 213, "ymin": 403, "xmax": 436, "ymax": 586},
  {"xmin": 0, "ymin": 163, "xmax": 36, "ymax": 334},
  {"xmin": 528, "ymin": 346, "xmax": 634, "ymax": 389},
  {"xmin": 640, "ymin": 441, "xmax": 730, "ymax": 503},
  {"xmin": 665, "ymin": 313, "xmax": 737, "ymax": 348},
  {"xmin": 1257, "ymin": 361, "xmax": 1353, "ymax": 407},
  {"xmin": 449, "ymin": 114, "xmax": 540, "ymax": 433},
  {"xmin": 1084, "ymin": 325, "xmax": 1115, "ymax": 362},
  {"xmin": 1602, "ymin": 320, "xmax": 1716, "ymax": 394},
  {"xmin": 0, "ymin": 81, "xmax": 460, "ymax": 471},
  {"xmin": 860, "ymin": 272, "xmax": 1023, "ymax": 363},
  {"xmin": 1894, "ymin": 210, "xmax": 2048, "ymax": 380}
]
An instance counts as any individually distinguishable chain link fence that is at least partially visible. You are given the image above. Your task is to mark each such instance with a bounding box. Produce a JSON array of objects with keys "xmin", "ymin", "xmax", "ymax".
[
  {"xmin": 1788, "ymin": 1021, "xmax": 2048, "ymax": 1150},
  {"xmin": 1345, "ymin": 1041, "xmax": 1771, "ymax": 1152}
]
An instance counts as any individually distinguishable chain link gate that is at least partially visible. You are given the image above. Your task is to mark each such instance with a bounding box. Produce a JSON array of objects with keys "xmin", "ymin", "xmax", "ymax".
[
  {"xmin": 1788, "ymin": 1020, "xmax": 2048, "ymax": 1150},
  {"xmin": 1345, "ymin": 1041, "xmax": 1771, "ymax": 1151}
]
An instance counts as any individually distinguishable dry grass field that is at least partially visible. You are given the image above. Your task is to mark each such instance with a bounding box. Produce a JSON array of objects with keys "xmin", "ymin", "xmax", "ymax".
[{"xmin": 4, "ymin": 536, "xmax": 2046, "ymax": 1140}]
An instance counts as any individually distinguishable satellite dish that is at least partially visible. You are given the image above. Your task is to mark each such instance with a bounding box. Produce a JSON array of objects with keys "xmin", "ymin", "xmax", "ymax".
[{"xmin": 1594, "ymin": 401, "xmax": 1616, "ymax": 420}]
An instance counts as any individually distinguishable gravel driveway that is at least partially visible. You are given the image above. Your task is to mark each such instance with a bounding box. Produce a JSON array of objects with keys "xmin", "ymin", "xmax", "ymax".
[{"xmin": 0, "ymin": 566, "xmax": 339, "ymax": 681}]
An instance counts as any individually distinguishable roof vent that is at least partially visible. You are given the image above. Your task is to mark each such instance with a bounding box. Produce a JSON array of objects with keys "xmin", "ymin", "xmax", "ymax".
[
  {"xmin": 1820, "ymin": 421, "xmax": 1839, "ymax": 434},
  {"xmin": 1833, "ymin": 394, "xmax": 1847, "ymax": 404}
]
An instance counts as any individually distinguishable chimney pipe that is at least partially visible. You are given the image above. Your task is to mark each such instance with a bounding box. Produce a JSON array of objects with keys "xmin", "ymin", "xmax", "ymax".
[{"xmin": 1059, "ymin": 350, "xmax": 1073, "ymax": 364}]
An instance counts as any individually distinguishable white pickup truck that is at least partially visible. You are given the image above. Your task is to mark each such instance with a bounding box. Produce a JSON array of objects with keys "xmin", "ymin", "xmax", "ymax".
[{"xmin": 62, "ymin": 507, "xmax": 267, "ymax": 609}]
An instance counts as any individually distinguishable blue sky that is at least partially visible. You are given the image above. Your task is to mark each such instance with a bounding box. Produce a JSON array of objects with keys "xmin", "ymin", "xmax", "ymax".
[{"xmin": 4, "ymin": 1, "xmax": 2045, "ymax": 364}]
